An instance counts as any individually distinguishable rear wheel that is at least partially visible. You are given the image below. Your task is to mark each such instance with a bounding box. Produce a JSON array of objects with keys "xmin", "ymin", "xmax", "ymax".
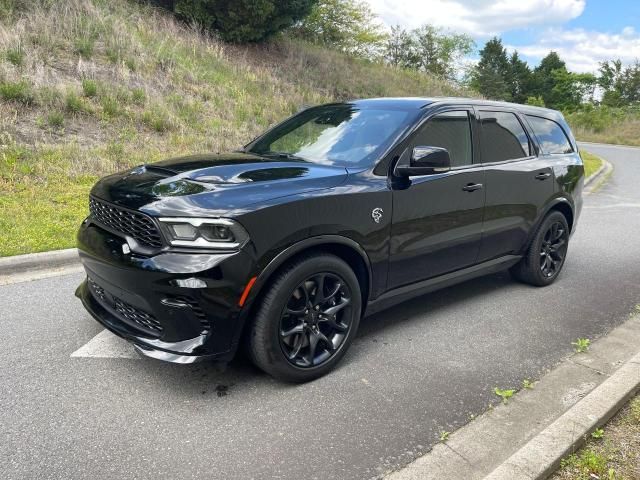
[
  {"xmin": 248, "ymin": 254, "xmax": 362, "ymax": 382},
  {"xmin": 511, "ymin": 211, "xmax": 570, "ymax": 286}
]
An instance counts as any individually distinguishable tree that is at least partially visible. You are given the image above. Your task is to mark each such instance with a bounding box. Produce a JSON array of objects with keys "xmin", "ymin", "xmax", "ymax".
[
  {"xmin": 410, "ymin": 25, "xmax": 474, "ymax": 80},
  {"xmin": 384, "ymin": 24, "xmax": 473, "ymax": 80},
  {"xmin": 385, "ymin": 25, "xmax": 418, "ymax": 68},
  {"xmin": 549, "ymin": 70, "xmax": 597, "ymax": 110},
  {"xmin": 173, "ymin": 0, "xmax": 318, "ymax": 43},
  {"xmin": 531, "ymin": 51, "xmax": 567, "ymax": 107},
  {"xmin": 507, "ymin": 52, "xmax": 532, "ymax": 104},
  {"xmin": 599, "ymin": 60, "xmax": 624, "ymax": 106},
  {"xmin": 470, "ymin": 37, "xmax": 511, "ymax": 100},
  {"xmin": 293, "ymin": 0, "xmax": 387, "ymax": 58},
  {"xmin": 599, "ymin": 60, "xmax": 640, "ymax": 106}
]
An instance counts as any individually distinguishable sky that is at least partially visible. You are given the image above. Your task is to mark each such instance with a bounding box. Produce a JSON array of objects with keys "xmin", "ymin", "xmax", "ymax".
[{"xmin": 364, "ymin": 0, "xmax": 640, "ymax": 72}]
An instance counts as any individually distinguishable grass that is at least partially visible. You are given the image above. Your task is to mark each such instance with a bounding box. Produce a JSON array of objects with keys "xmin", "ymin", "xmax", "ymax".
[
  {"xmin": 81, "ymin": 79, "xmax": 97, "ymax": 98},
  {"xmin": 572, "ymin": 338, "xmax": 591, "ymax": 353},
  {"xmin": 494, "ymin": 387, "xmax": 516, "ymax": 404},
  {"xmin": 581, "ymin": 151, "xmax": 604, "ymax": 179},
  {"xmin": 46, "ymin": 111, "xmax": 64, "ymax": 128},
  {"xmin": 0, "ymin": 0, "xmax": 473, "ymax": 257},
  {"xmin": 567, "ymin": 106, "xmax": 640, "ymax": 147},
  {"xmin": 552, "ymin": 395, "xmax": 640, "ymax": 480},
  {"xmin": 0, "ymin": 79, "xmax": 34, "ymax": 104},
  {"xmin": 5, "ymin": 45, "xmax": 24, "ymax": 66}
]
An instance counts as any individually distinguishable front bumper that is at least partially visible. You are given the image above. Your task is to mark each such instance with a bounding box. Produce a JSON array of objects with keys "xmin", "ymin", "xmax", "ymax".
[{"xmin": 76, "ymin": 222, "xmax": 255, "ymax": 362}]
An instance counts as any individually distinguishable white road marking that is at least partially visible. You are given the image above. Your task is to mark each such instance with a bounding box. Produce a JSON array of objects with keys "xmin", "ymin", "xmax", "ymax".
[{"xmin": 71, "ymin": 329, "xmax": 140, "ymax": 359}]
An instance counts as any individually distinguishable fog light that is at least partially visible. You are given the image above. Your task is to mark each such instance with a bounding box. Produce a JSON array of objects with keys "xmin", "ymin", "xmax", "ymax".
[{"xmin": 173, "ymin": 277, "xmax": 207, "ymax": 289}]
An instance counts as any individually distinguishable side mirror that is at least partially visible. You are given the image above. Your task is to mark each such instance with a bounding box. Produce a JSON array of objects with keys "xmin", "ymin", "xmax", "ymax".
[{"xmin": 395, "ymin": 146, "xmax": 451, "ymax": 177}]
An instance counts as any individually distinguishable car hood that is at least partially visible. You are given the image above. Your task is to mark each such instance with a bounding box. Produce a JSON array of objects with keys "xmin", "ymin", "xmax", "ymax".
[{"xmin": 90, "ymin": 152, "xmax": 348, "ymax": 217}]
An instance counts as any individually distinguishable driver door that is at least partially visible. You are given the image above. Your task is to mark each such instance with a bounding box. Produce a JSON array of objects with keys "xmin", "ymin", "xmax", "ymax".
[{"xmin": 388, "ymin": 108, "xmax": 486, "ymax": 289}]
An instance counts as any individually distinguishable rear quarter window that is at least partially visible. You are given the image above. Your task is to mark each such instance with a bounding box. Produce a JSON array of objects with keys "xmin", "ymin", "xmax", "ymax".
[{"xmin": 526, "ymin": 116, "xmax": 574, "ymax": 155}]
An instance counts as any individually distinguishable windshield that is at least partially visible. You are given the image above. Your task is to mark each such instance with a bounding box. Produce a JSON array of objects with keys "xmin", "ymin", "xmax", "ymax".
[{"xmin": 247, "ymin": 104, "xmax": 414, "ymax": 168}]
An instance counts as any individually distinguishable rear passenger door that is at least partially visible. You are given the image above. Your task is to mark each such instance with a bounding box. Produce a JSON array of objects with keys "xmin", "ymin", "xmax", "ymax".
[{"xmin": 476, "ymin": 109, "xmax": 555, "ymax": 262}]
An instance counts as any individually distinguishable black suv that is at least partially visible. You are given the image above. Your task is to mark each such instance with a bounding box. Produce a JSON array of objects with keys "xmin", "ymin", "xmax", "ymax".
[{"xmin": 76, "ymin": 98, "xmax": 583, "ymax": 382}]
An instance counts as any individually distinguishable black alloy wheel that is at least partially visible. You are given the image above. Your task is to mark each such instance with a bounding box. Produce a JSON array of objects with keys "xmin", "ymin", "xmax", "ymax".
[
  {"xmin": 511, "ymin": 210, "xmax": 570, "ymax": 287},
  {"xmin": 279, "ymin": 273, "xmax": 353, "ymax": 368},
  {"xmin": 539, "ymin": 221, "xmax": 568, "ymax": 278},
  {"xmin": 248, "ymin": 254, "xmax": 362, "ymax": 382}
]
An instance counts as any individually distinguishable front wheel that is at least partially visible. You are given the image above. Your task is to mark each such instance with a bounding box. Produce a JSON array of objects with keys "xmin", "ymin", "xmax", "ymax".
[
  {"xmin": 511, "ymin": 211, "xmax": 570, "ymax": 286},
  {"xmin": 248, "ymin": 254, "xmax": 362, "ymax": 382}
]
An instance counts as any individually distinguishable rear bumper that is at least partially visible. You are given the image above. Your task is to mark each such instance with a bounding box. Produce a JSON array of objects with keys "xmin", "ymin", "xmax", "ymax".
[{"xmin": 75, "ymin": 222, "xmax": 256, "ymax": 362}]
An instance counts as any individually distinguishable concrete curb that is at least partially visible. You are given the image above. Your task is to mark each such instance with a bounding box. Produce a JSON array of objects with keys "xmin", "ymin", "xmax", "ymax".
[
  {"xmin": 0, "ymin": 248, "xmax": 79, "ymax": 276},
  {"xmin": 384, "ymin": 315, "xmax": 640, "ymax": 480},
  {"xmin": 583, "ymin": 157, "xmax": 613, "ymax": 191},
  {"xmin": 485, "ymin": 352, "xmax": 640, "ymax": 480}
]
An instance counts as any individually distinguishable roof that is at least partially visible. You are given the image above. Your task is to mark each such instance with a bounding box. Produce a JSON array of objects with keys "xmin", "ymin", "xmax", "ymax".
[{"xmin": 350, "ymin": 97, "xmax": 563, "ymax": 121}]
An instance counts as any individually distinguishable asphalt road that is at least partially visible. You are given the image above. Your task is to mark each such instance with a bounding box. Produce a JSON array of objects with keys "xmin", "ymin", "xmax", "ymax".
[{"xmin": 2, "ymin": 143, "xmax": 639, "ymax": 480}]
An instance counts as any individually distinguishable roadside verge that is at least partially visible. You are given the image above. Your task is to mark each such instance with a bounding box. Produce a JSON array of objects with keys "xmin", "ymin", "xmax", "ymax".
[{"xmin": 384, "ymin": 314, "xmax": 640, "ymax": 480}]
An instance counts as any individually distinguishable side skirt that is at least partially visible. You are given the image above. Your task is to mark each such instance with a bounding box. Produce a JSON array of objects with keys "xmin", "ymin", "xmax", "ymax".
[{"xmin": 364, "ymin": 255, "xmax": 522, "ymax": 317}]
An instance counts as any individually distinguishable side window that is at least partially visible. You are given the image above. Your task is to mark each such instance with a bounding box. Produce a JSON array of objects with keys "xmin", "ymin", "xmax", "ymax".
[
  {"xmin": 412, "ymin": 111, "xmax": 472, "ymax": 167},
  {"xmin": 526, "ymin": 115, "xmax": 573, "ymax": 154},
  {"xmin": 479, "ymin": 111, "xmax": 530, "ymax": 162}
]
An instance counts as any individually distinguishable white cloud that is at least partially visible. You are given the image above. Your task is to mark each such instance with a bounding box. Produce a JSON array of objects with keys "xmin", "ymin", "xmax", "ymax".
[
  {"xmin": 512, "ymin": 27, "xmax": 640, "ymax": 72},
  {"xmin": 364, "ymin": 0, "xmax": 585, "ymax": 36}
]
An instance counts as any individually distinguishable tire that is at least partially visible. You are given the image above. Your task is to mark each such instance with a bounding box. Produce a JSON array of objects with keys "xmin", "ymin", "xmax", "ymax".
[
  {"xmin": 248, "ymin": 254, "xmax": 362, "ymax": 383},
  {"xmin": 511, "ymin": 211, "xmax": 570, "ymax": 287}
]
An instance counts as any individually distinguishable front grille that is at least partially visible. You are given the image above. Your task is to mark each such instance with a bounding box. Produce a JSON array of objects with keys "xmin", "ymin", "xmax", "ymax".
[
  {"xmin": 114, "ymin": 298, "xmax": 164, "ymax": 335},
  {"xmin": 89, "ymin": 197, "xmax": 163, "ymax": 248},
  {"xmin": 88, "ymin": 277, "xmax": 106, "ymax": 302}
]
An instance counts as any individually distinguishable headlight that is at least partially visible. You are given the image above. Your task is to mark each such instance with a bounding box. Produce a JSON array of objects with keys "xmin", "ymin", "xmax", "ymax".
[{"xmin": 158, "ymin": 217, "xmax": 249, "ymax": 249}]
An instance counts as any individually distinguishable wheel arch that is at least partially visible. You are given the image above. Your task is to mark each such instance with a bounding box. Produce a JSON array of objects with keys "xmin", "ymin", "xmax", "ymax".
[
  {"xmin": 546, "ymin": 198, "xmax": 575, "ymax": 233},
  {"xmin": 521, "ymin": 197, "xmax": 575, "ymax": 255},
  {"xmin": 233, "ymin": 236, "xmax": 373, "ymax": 349}
]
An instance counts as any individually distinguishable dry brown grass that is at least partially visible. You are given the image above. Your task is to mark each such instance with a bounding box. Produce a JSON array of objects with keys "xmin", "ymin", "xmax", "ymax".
[{"xmin": 0, "ymin": 0, "xmax": 473, "ymax": 256}]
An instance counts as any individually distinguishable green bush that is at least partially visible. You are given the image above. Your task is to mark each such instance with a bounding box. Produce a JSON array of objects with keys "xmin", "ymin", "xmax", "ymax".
[
  {"xmin": 47, "ymin": 111, "xmax": 64, "ymax": 128},
  {"xmin": 5, "ymin": 45, "xmax": 25, "ymax": 66},
  {"xmin": 172, "ymin": 0, "xmax": 318, "ymax": 42},
  {"xmin": 65, "ymin": 91, "xmax": 89, "ymax": 114},
  {"xmin": 131, "ymin": 87, "xmax": 146, "ymax": 105},
  {"xmin": 525, "ymin": 96, "xmax": 545, "ymax": 107},
  {"xmin": 0, "ymin": 79, "xmax": 34, "ymax": 104},
  {"xmin": 564, "ymin": 105, "xmax": 626, "ymax": 133},
  {"xmin": 82, "ymin": 79, "xmax": 98, "ymax": 97},
  {"xmin": 142, "ymin": 106, "xmax": 173, "ymax": 132},
  {"xmin": 74, "ymin": 37, "xmax": 95, "ymax": 58},
  {"xmin": 100, "ymin": 95, "xmax": 121, "ymax": 118}
]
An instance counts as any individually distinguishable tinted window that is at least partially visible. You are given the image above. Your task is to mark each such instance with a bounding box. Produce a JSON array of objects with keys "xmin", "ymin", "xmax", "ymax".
[
  {"xmin": 249, "ymin": 105, "xmax": 412, "ymax": 168},
  {"xmin": 480, "ymin": 112, "xmax": 530, "ymax": 162},
  {"xmin": 526, "ymin": 115, "xmax": 573, "ymax": 154},
  {"xmin": 412, "ymin": 111, "xmax": 472, "ymax": 167}
]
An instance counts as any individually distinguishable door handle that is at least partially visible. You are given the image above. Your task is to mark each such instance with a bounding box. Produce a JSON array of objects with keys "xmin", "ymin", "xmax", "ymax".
[
  {"xmin": 535, "ymin": 172, "xmax": 551, "ymax": 180},
  {"xmin": 462, "ymin": 183, "xmax": 483, "ymax": 192}
]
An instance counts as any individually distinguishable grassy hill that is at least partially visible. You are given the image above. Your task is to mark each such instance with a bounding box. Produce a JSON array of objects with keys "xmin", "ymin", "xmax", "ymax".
[{"xmin": 0, "ymin": 0, "xmax": 473, "ymax": 256}]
